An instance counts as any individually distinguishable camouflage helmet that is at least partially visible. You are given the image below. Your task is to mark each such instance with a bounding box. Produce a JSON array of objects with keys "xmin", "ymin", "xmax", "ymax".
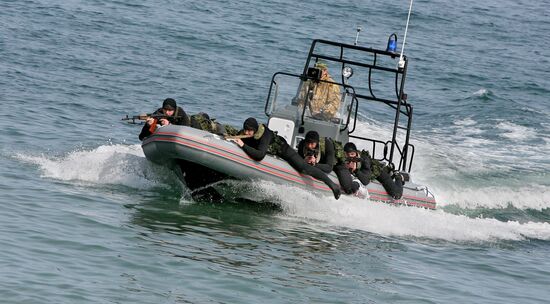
[{"xmin": 314, "ymin": 61, "xmax": 328, "ymax": 70}]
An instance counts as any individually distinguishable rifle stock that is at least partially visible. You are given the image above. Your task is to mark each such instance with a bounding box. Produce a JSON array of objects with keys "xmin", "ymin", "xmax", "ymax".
[{"xmin": 224, "ymin": 134, "xmax": 253, "ymax": 140}]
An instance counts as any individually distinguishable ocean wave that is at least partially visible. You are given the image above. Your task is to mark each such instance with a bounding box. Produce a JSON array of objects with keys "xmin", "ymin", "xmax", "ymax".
[
  {"xmin": 496, "ymin": 121, "xmax": 537, "ymax": 140},
  {"xmin": 472, "ymin": 88, "xmax": 492, "ymax": 98},
  {"xmin": 437, "ymin": 185, "xmax": 550, "ymax": 210},
  {"xmin": 249, "ymin": 181, "xmax": 550, "ymax": 242},
  {"xmin": 453, "ymin": 117, "xmax": 477, "ymax": 126},
  {"xmin": 452, "ymin": 117, "xmax": 484, "ymax": 135},
  {"xmin": 349, "ymin": 118, "xmax": 549, "ymax": 209},
  {"xmin": 14, "ymin": 124, "xmax": 549, "ymax": 240},
  {"xmin": 15, "ymin": 144, "xmax": 177, "ymax": 190}
]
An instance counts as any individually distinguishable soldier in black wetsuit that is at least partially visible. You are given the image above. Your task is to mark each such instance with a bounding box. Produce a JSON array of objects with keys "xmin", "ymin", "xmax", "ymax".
[
  {"xmin": 138, "ymin": 98, "xmax": 190, "ymax": 140},
  {"xmin": 336, "ymin": 142, "xmax": 403, "ymax": 199},
  {"xmin": 332, "ymin": 142, "xmax": 372, "ymax": 195},
  {"xmin": 297, "ymin": 131, "xmax": 336, "ymax": 174},
  {"xmin": 229, "ymin": 117, "xmax": 341, "ymax": 200}
]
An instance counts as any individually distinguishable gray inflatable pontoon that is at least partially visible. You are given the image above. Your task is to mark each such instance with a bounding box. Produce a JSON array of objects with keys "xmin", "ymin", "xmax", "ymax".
[{"xmin": 142, "ymin": 125, "xmax": 436, "ymax": 209}]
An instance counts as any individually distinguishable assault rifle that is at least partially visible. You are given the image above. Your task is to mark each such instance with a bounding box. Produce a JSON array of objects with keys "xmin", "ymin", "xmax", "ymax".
[
  {"xmin": 121, "ymin": 113, "xmax": 171, "ymax": 124},
  {"xmin": 345, "ymin": 156, "xmax": 363, "ymax": 163},
  {"xmin": 304, "ymin": 149, "xmax": 319, "ymax": 157}
]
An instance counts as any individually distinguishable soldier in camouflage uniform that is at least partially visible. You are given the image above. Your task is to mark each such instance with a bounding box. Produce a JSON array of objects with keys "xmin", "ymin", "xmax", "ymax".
[
  {"xmin": 297, "ymin": 62, "xmax": 342, "ymax": 120},
  {"xmin": 229, "ymin": 117, "xmax": 341, "ymax": 200}
]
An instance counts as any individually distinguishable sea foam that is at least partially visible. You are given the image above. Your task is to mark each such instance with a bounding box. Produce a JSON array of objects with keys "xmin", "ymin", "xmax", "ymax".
[
  {"xmin": 16, "ymin": 144, "xmax": 176, "ymax": 190},
  {"xmin": 473, "ymin": 88, "xmax": 491, "ymax": 98},
  {"xmin": 496, "ymin": 121, "xmax": 537, "ymax": 140},
  {"xmin": 350, "ymin": 119, "xmax": 550, "ymax": 210},
  {"xmin": 14, "ymin": 129, "xmax": 550, "ymax": 240},
  {"xmin": 251, "ymin": 181, "xmax": 550, "ymax": 242}
]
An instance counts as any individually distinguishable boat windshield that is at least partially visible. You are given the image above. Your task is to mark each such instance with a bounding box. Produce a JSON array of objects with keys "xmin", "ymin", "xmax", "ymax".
[{"xmin": 265, "ymin": 72, "xmax": 356, "ymax": 129}]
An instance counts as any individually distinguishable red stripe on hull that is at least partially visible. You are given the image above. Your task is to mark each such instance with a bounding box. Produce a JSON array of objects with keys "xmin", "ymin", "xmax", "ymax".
[
  {"xmin": 143, "ymin": 132, "xmax": 436, "ymax": 208},
  {"xmin": 146, "ymin": 136, "xmax": 331, "ymax": 191}
]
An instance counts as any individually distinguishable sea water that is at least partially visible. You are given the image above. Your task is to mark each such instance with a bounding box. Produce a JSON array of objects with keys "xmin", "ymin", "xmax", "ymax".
[{"xmin": 1, "ymin": 0, "xmax": 550, "ymax": 303}]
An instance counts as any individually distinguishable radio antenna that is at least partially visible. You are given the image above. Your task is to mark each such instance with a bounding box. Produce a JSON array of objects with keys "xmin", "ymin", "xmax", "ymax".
[{"xmin": 399, "ymin": 0, "xmax": 414, "ymax": 68}]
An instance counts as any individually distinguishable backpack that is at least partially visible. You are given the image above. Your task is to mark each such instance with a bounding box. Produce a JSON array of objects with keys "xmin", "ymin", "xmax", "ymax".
[
  {"xmin": 190, "ymin": 112, "xmax": 225, "ymax": 135},
  {"xmin": 333, "ymin": 140, "xmax": 346, "ymax": 164},
  {"xmin": 361, "ymin": 150, "xmax": 383, "ymax": 180}
]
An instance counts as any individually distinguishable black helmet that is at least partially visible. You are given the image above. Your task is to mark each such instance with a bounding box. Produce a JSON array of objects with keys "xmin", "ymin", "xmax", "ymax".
[
  {"xmin": 162, "ymin": 98, "xmax": 177, "ymax": 110},
  {"xmin": 343, "ymin": 142, "xmax": 358, "ymax": 153},
  {"xmin": 304, "ymin": 131, "xmax": 320, "ymax": 143},
  {"xmin": 243, "ymin": 117, "xmax": 259, "ymax": 132}
]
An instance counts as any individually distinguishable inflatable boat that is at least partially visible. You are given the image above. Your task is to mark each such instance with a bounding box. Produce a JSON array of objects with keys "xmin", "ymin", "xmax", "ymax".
[{"xmin": 141, "ymin": 38, "xmax": 437, "ymax": 209}]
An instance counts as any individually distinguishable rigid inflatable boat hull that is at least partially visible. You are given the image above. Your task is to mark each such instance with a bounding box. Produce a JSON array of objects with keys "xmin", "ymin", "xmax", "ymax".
[{"xmin": 142, "ymin": 125, "xmax": 436, "ymax": 209}]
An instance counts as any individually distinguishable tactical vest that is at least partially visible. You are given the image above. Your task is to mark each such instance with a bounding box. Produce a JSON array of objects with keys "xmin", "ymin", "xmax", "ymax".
[
  {"xmin": 169, "ymin": 107, "xmax": 186, "ymax": 125},
  {"xmin": 253, "ymin": 124, "xmax": 285, "ymax": 156},
  {"xmin": 361, "ymin": 150, "xmax": 383, "ymax": 181},
  {"xmin": 268, "ymin": 135, "xmax": 285, "ymax": 156}
]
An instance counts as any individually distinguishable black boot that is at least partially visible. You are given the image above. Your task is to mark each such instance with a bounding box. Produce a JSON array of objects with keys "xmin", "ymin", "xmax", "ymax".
[
  {"xmin": 328, "ymin": 181, "xmax": 341, "ymax": 200},
  {"xmin": 332, "ymin": 187, "xmax": 341, "ymax": 200},
  {"xmin": 392, "ymin": 173, "xmax": 404, "ymax": 199}
]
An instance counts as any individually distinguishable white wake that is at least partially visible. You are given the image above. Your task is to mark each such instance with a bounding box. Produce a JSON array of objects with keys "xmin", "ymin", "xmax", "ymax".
[{"xmin": 16, "ymin": 144, "xmax": 178, "ymax": 190}]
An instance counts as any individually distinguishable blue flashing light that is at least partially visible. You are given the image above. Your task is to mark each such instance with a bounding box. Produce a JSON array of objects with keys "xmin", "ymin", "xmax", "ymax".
[
  {"xmin": 386, "ymin": 33, "xmax": 398, "ymax": 53},
  {"xmin": 388, "ymin": 40, "xmax": 397, "ymax": 52}
]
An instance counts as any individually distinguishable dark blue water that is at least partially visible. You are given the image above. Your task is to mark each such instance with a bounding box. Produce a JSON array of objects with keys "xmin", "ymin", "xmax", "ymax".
[{"xmin": 2, "ymin": 0, "xmax": 550, "ymax": 303}]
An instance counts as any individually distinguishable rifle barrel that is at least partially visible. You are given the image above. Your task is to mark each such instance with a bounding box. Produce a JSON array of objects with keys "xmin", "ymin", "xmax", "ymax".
[{"xmin": 122, "ymin": 113, "xmax": 170, "ymax": 121}]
